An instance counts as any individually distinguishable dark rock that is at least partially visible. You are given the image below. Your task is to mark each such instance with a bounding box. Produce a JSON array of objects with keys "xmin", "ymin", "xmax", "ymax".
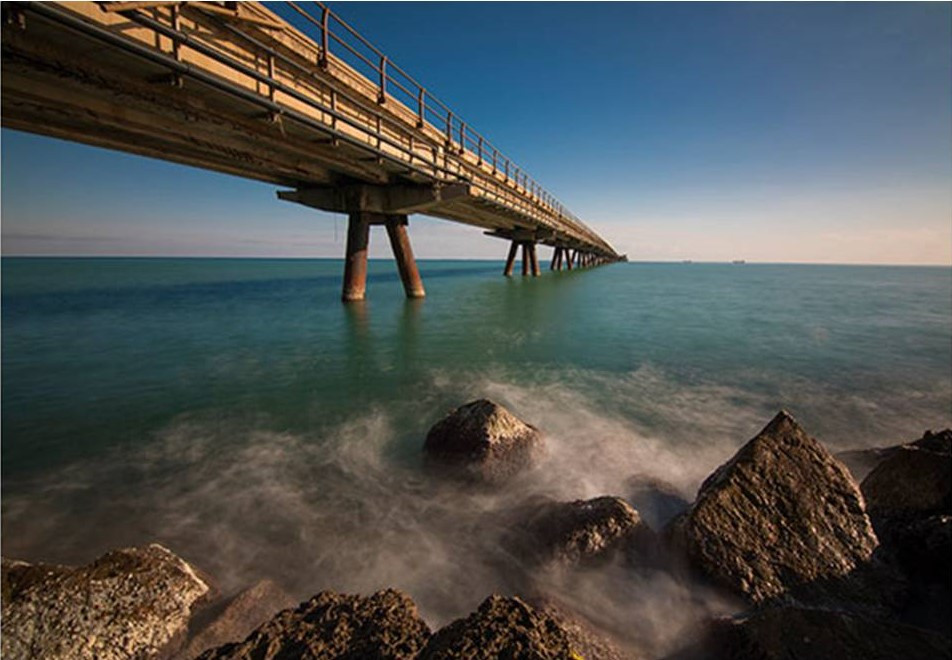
[
  {"xmin": 419, "ymin": 595, "xmax": 583, "ymax": 659},
  {"xmin": 181, "ymin": 579, "xmax": 297, "ymax": 659},
  {"xmin": 510, "ymin": 496, "xmax": 656, "ymax": 568},
  {"xmin": 196, "ymin": 588, "xmax": 430, "ymax": 660},
  {"xmin": 892, "ymin": 514, "xmax": 952, "ymax": 635},
  {"xmin": 424, "ymin": 399, "xmax": 544, "ymax": 483},
  {"xmin": 855, "ymin": 430, "xmax": 952, "ymax": 636},
  {"xmin": 697, "ymin": 606, "xmax": 952, "ymax": 660},
  {"xmin": 861, "ymin": 429, "xmax": 951, "ymax": 529},
  {"xmin": 667, "ymin": 411, "xmax": 879, "ymax": 605},
  {"xmin": 1, "ymin": 544, "xmax": 212, "ymax": 660},
  {"xmin": 911, "ymin": 429, "xmax": 952, "ymax": 454},
  {"xmin": 626, "ymin": 474, "xmax": 690, "ymax": 529}
]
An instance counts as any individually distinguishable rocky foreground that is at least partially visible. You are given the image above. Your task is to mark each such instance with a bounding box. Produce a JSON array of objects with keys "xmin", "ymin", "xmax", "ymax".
[{"xmin": 2, "ymin": 400, "xmax": 950, "ymax": 659}]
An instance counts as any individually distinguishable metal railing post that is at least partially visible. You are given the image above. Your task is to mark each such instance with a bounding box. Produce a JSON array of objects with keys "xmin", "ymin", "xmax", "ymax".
[
  {"xmin": 417, "ymin": 88, "xmax": 425, "ymax": 127},
  {"xmin": 319, "ymin": 5, "xmax": 329, "ymax": 69},
  {"xmin": 378, "ymin": 55, "xmax": 387, "ymax": 103}
]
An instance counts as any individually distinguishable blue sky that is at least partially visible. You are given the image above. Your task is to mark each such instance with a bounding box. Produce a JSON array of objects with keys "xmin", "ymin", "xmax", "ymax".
[{"xmin": 2, "ymin": 2, "xmax": 950, "ymax": 263}]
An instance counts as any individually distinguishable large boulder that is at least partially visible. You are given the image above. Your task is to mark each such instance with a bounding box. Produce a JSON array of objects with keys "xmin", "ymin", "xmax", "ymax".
[
  {"xmin": 859, "ymin": 429, "xmax": 951, "ymax": 635},
  {"xmin": 696, "ymin": 606, "xmax": 952, "ymax": 660},
  {"xmin": 509, "ymin": 496, "xmax": 656, "ymax": 568},
  {"xmin": 667, "ymin": 411, "xmax": 879, "ymax": 605},
  {"xmin": 196, "ymin": 589, "xmax": 430, "ymax": 660},
  {"xmin": 424, "ymin": 399, "xmax": 544, "ymax": 483},
  {"xmin": 419, "ymin": 595, "xmax": 582, "ymax": 659},
  {"xmin": 182, "ymin": 579, "xmax": 297, "ymax": 658},
  {"xmin": 1, "ymin": 544, "xmax": 212, "ymax": 660},
  {"xmin": 861, "ymin": 429, "xmax": 951, "ymax": 531}
]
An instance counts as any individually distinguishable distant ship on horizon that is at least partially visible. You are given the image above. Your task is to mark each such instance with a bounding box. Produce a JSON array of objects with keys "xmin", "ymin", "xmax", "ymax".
[{"xmin": 732, "ymin": 259, "xmax": 746, "ymax": 264}]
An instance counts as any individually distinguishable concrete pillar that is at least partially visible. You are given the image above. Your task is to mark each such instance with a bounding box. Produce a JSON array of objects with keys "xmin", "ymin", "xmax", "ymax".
[
  {"xmin": 385, "ymin": 215, "xmax": 425, "ymax": 299},
  {"xmin": 503, "ymin": 240, "xmax": 518, "ymax": 277},
  {"xmin": 565, "ymin": 249, "xmax": 573, "ymax": 270},
  {"xmin": 342, "ymin": 211, "xmax": 371, "ymax": 302},
  {"xmin": 530, "ymin": 243, "xmax": 541, "ymax": 276},
  {"xmin": 550, "ymin": 247, "xmax": 560, "ymax": 271},
  {"xmin": 521, "ymin": 243, "xmax": 530, "ymax": 276}
]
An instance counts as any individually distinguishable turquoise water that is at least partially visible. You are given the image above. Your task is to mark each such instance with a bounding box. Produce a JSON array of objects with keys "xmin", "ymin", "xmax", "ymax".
[{"xmin": 2, "ymin": 257, "xmax": 951, "ymax": 639}]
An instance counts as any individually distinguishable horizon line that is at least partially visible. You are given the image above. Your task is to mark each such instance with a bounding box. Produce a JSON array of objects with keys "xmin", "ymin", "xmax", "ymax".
[{"xmin": 1, "ymin": 254, "xmax": 950, "ymax": 268}]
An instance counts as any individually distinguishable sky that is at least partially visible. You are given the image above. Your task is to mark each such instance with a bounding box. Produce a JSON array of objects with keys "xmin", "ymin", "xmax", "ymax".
[{"xmin": 2, "ymin": 2, "xmax": 950, "ymax": 264}]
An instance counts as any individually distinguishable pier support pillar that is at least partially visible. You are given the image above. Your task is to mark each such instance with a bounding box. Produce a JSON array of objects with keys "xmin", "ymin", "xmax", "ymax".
[
  {"xmin": 503, "ymin": 241, "xmax": 519, "ymax": 277},
  {"xmin": 550, "ymin": 247, "xmax": 561, "ymax": 271},
  {"xmin": 342, "ymin": 212, "xmax": 371, "ymax": 302},
  {"xmin": 530, "ymin": 243, "xmax": 541, "ymax": 277},
  {"xmin": 385, "ymin": 215, "xmax": 425, "ymax": 299},
  {"xmin": 521, "ymin": 243, "xmax": 530, "ymax": 276},
  {"xmin": 565, "ymin": 249, "xmax": 573, "ymax": 270}
]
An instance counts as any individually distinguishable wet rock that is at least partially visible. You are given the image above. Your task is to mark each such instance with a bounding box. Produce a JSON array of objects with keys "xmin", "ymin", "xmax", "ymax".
[
  {"xmin": 698, "ymin": 606, "xmax": 952, "ymax": 660},
  {"xmin": 424, "ymin": 399, "xmax": 544, "ymax": 483},
  {"xmin": 419, "ymin": 595, "xmax": 582, "ymax": 659},
  {"xmin": 1, "ymin": 544, "xmax": 212, "ymax": 660},
  {"xmin": 196, "ymin": 588, "xmax": 430, "ymax": 660},
  {"xmin": 667, "ymin": 411, "xmax": 879, "ymax": 605},
  {"xmin": 861, "ymin": 429, "xmax": 951, "ymax": 530},
  {"xmin": 510, "ymin": 496, "xmax": 656, "ymax": 567},
  {"xmin": 626, "ymin": 474, "xmax": 690, "ymax": 529},
  {"xmin": 182, "ymin": 579, "xmax": 297, "ymax": 658}
]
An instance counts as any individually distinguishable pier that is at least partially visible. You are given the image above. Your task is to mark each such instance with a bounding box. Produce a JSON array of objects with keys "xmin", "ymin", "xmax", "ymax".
[{"xmin": 2, "ymin": 1, "xmax": 625, "ymax": 301}]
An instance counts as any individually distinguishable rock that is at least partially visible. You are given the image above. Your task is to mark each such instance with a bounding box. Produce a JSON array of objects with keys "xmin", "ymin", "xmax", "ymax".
[
  {"xmin": 667, "ymin": 411, "xmax": 879, "ymax": 605},
  {"xmin": 626, "ymin": 474, "xmax": 690, "ymax": 529},
  {"xmin": 891, "ymin": 514, "xmax": 952, "ymax": 635},
  {"xmin": 196, "ymin": 588, "xmax": 430, "ymax": 660},
  {"xmin": 509, "ymin": 496, "xmax": 656, "ymax": 567},
  {"xmin": 424, "ymin": 399, "xmax": 544, "ymax": 483},
  {"xmin": 697, "ymin": 606, "xmax": 952, "ymax": 660},
  {"xmin": 861, "ymin": 429, "xmax": 951, "ymax": 530},
  {"xmin": 1, "ymin": 544, "xmax": 212, "ymax": 660},
  {"xmin": 419, "ymin": 595, "xmax": 583, "ymax": 659},
  {"xmin": 856, "ymin": 430, "xmax": 951, "ymax": 636},
  {"xmin": 181, "ymin": 579, "xmax": 297, "ymax": 658}
]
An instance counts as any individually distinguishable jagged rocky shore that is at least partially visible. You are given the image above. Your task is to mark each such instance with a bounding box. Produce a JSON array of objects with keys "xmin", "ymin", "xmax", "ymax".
[{"xmin": 2, "ymin": 400, "xmax": 950, "ymax": 659}]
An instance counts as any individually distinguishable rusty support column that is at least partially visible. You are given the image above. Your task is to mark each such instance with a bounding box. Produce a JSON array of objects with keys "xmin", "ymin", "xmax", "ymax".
[
  {"xmin": 503, "ymin": 240, "xmax": 518, "ymax": 277},
  {"xmin": 342, "ymin": 211, "xmax": 371, "ymax": 302},
  {"xmin": 529, "ymin": 243, "xmax": 541, "ymax": 276},
  {"xmin": 385, "ymin": 215, "xmax": 425, "ymax": 299},
  {"xmin": 550, "ymin": 247, "xmax": 560, "ymax": 271},
  {"xmin": 565, "ymin": 249, "xmax": 573, "ymax": 270},
  {"xmin": 521, "ymin": 243, "xmax": 530, "ymax": 276}
]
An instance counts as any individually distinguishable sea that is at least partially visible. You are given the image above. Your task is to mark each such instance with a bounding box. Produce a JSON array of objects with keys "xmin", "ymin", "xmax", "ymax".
[{"xmin": 2, "ymin": 257, "xmax": 950, "ymax": 650}]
